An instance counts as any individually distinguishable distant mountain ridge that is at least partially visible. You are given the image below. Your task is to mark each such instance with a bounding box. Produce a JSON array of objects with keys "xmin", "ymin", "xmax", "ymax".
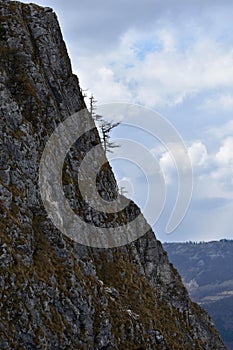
[{"xmin": 163, "ymin": 240, "xmax": 233, "ymax": 350}]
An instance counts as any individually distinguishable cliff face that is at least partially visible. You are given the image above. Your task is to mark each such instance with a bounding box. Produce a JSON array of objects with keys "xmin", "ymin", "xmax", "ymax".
[{"xmin": 0, "ymin": 1, "xmax": 226, "ymax": 349}]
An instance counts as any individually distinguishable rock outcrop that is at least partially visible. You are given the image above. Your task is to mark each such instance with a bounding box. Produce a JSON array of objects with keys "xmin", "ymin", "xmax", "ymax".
[{"xmin": 0, "ymin": 1, "xmax": 226, "ymax": 349}]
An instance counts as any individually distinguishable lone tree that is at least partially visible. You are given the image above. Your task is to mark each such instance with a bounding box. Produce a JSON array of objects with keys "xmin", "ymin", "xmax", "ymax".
[
  {"xmin": 89, "ymin": 94, "xmax": 97, "ymax": 117},
  {"xmin": 89, "ymin": 94, "xmax": 102, "ymax": 122},
  {"xmin": 89, "ymin": 93, "xmax": 120, "ymax": 153},
  {"xmin": 100, "ymin": 120, "xmax": 120, "ymax": 153}
]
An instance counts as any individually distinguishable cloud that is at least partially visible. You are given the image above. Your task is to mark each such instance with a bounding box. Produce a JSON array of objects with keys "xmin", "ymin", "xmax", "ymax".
[
  {"xmin": 154, "ymin": 141, "xmax": 208, "ymax": 185},
  {"xmin": 22, "ymin": 0, "xmax": 233, "ymax": 52},
  {"xmin": 188, "ymin": 141, "xmax": 208, "ymax": 167},
  {"xmin": 208, "ymin": 137, "xmax": 233, "ymax": 190},
  {"xmin": 151, "ymin": 141, "xmax": 191, "ymax": 186},
  {"xmin": 83, "ymin": 65, "xmax": 132, "ymax": 103},
  {"xmin": 151, "ymin": 135, "xmax": 233, "ymax": 239},
  {"xmin": 216, "ymin": 137, "xmax": 233, "ymax": 165},
  {"xmin": 201, "ymin": 94, "xmax": 233, "ymax": 111},
  {"xmin": 159, "ymin": 150, "xmax": 175, "ymax": 184},
  {"xmin": 207, "ymin": 120, "xmax": 233, "ymax": 140},
  {"xmin": 22, "ymin": 0, "xmax": 233, "ymax": 110},
  {"xmin": 125, "ymin": 35, "xmax": 233, "ymax": 107},
  {"xmin": 183, "ymin": 137, "xmax": 233, "ymax": 196},
  {"xmin": 72, "ymin": 24, "xmax": 233, "ymax": 109}
]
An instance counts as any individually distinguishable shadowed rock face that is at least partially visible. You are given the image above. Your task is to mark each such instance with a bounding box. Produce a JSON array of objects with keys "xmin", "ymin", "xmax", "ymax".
[{"xmin": 0, "ymin": 1, "xmax": 226, "ymax": 349}]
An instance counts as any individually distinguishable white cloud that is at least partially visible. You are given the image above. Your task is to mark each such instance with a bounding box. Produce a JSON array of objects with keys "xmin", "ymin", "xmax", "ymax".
[
  {"xmin": 210, "ymin": 138, "xmax": 233, "ymax": 189},
  {"xmin": 153, "ymin": 141, "xmax": 208, "ymax": 186},
  {"xmin": 156, "ymin": 29, "xmax": 176, "ymax": 53},
  {"xmin": 207, "ymin": 120, "xmax": 233, "ymax": 139},
  {"xmin": 30, "ymin": 0, "xmax": 233, "ymax": 113},
  {"xmin": 188, "ymin": 141, "xmax": 208, "ymax": 167},
  {"xmin": 78, "ymin": 62, "xmax": 133, "ymax": 104},
  {"xmin": 201, "ymin": 94, "xmax": 233, "ymax": 111},
  {"xmin": 74, "ymin": 26, "xmax": 233, "ymax": 109},
  {"xmin": 186, "ymin": 137, "xmax": 233, "ymax": 194},
  {"xmin": 159, "ymin": 151, "xmax": 175, "ymax": 184},
  {"xmin": 216, "ymin": 137, "xmax": 233, "ymax": 165},
  {"xmin": 153, "ymin": 137, "xmax": 233, "ymax": 215}
]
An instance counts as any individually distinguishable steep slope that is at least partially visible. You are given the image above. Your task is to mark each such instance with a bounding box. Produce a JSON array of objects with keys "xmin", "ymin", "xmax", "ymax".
[
  {"xmin": 163, "ymin": 240, "xmax": 233, "ymax": 350},
  {"xmin": 0, "ymin": 1, "xmax": 226, "ymax": 349}
]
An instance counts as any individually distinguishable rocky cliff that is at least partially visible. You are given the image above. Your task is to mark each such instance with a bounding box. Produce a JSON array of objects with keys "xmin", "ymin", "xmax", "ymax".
[{"xmin": 0, "ymin": 1, "xmax": 226, "ymax": 349}]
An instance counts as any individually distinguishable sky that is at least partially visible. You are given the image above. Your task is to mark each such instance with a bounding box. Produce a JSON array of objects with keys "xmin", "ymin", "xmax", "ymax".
[{"xmin": 22, "ymin": 0, "xmax": 233, "ymax": 242}]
